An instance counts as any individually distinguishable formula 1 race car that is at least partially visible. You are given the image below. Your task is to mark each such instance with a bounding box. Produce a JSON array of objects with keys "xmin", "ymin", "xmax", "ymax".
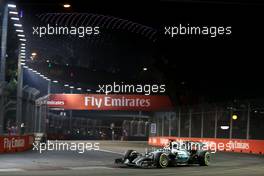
[{"xmin": 115, "ymin": 141, "xmax": 211, "ymax": 168}]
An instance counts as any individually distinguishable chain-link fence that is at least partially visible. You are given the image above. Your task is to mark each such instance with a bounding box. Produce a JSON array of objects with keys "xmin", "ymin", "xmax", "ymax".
[
  {"xmin": 122, "ymin": 120, "xmax": 149, "ymax": 137},
  {"xmin": 150, "ymin": 100, "xmax": 264, "ymax": 140}
]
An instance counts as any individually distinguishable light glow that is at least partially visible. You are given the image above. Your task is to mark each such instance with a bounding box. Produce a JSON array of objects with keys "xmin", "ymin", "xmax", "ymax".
[
  {"xmin": 63, "ymin": 4, "xmax": 71, "ymax": 8},
  {"xmin": 11, "ymin": 17, "xmax": 19, "ymax": 21},
  {"xmin": 9, "ymin": 11, "xmax": 18, "ymax": 15},
  {"xmin": 8, "ymin": 4, "xmax": 16, "ymax": 8},
  {"xmin": 16, "ymin": 29, "xmax": 24, "ymax": 33},
  {"xmin": 220, "ymin": 126, "xmax": 230, "ymax": 130},
  {"xmin": 232, "ymin": 114, "xmax": 238, "ymax": 120},
  {"xmin": 18, "ymin": 34, "xmax": 25, "ymax": 37},
  {"xmin": 14, "ymin": 23, "xmax": 22, "ymax": 27}
]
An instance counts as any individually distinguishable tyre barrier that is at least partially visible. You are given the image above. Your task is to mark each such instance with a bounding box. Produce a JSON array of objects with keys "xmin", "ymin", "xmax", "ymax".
[
  {"xmin": 148, "ymin": 136, "xmax": 264, "ymax": 155},
  {"xmin": 0, "ymin": 135, "xmax": 34, "ymax": 153}
]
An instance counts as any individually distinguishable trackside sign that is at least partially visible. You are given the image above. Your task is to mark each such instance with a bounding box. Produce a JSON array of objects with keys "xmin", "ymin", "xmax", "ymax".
[
  {"xmin": 4, "ymin": 138, "xmax": 25, "ymax": 149},
  {"xmin": 0, "ymin": 135, "xmax": 34, "ymax": 153},
  {"xmin": 148, "ymin": 137, "xmax": 264, "ymax": 155},
  {"xmin": 47, "ymin": 94, "xmax": 172, "ymax": 111}
]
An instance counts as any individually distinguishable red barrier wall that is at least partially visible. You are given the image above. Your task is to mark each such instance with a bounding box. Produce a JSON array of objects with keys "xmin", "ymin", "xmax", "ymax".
[
  {"xmin": 148, "ymin": 136, "xmax": 264, "ymax": 155},
  {"xmin": 0, "ymin": 135, "xmax": 34, "ymax": 153}
]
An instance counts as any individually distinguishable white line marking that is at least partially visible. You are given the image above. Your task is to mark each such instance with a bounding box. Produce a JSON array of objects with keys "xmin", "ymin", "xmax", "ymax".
[
  {"xmin": 0, "ymin": 168, "xmax": 24, "ymax": 172},
  {"xmin": 99, "ymin": 149, "xmax": 123, "ymax": 155},
  {"xmin": 67, "ymin": 166, "xmax": 113, "ymax": 170}
]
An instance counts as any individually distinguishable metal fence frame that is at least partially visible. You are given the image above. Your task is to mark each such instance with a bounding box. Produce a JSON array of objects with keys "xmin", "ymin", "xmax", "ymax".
[{"xmin": 151, "ymin": 102, "xmax": 264, "ymax": 140}]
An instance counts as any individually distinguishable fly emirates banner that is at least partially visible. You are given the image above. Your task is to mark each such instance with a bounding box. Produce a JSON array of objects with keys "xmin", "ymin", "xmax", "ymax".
[{"xmin": 47, "ymin": 94, "xmax": 172, "ymax": 111}]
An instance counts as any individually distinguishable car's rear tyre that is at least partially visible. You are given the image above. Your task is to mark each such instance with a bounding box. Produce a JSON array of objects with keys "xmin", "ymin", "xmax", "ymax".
[
  {"xmin": 115, "ymin": 158, "xmax": 123, "ymax": 164},
  {"xmin": 155, "ymin": 152, "xmax": 169, "ymax": 168},
  {"xmin": 199, "ymin": 151, "xmax": 210, "ymax": 166}
]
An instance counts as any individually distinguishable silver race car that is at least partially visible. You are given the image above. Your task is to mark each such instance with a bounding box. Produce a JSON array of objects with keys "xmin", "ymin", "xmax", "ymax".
[{"xmin": 115, "ymin": 141, "xmax": 211, "ymax": 168}]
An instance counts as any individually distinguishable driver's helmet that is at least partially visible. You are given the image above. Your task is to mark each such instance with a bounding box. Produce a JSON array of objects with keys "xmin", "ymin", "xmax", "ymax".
[
  {"xmin": 172, "ymin": 142, "xmax": 181, "ymax": 150},
  {"xmin": 167, "ymin": 140, "xmax": 174, "ymax": 148},
  {"xmin": 131, "ymin": 151, "xmax": 138, "ymax": 155}
]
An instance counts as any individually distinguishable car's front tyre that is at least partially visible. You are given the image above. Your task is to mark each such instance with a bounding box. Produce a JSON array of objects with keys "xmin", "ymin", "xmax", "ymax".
[
  {"xmin": 199, "ymin": 151, "xmax": 210, "ymax": 166},
  {"xmin": 155, "ymin": 152, "xmax": 169, "ymax": 168}
]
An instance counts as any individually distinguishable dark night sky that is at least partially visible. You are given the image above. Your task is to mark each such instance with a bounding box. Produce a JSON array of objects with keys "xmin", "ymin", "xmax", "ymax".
[
  {"xmin": 159, "ymin": 1, "xmax": 264, "ymax": 102},
  {"xmin": 5, "ymin": 0, "xmax": 264, "ymax": 103}
]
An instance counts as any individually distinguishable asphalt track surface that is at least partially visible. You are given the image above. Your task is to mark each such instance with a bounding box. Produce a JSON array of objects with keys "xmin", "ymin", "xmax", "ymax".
[{"xmin": 0, "ymin": 141, "xmax": 264, "ymax": 176}]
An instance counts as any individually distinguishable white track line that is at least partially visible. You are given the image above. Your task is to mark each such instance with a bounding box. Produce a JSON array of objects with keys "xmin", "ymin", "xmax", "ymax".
[
  {"xmin": 0, "ymin": 168, "xmax": 24, "ymax": 172},
  {"xmin": 99, "ymin": 149, "xmax": 124, "ymax": 155},
  {"xmin": 67, "ymin": 166, "xmax": 114, "ymax": 170}
]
